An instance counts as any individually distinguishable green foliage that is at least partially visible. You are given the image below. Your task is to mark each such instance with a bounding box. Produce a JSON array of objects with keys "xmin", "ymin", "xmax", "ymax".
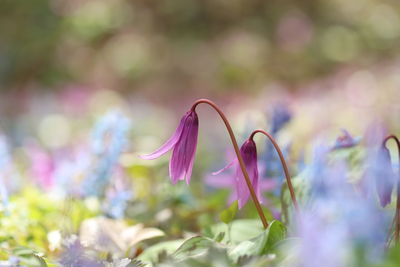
[
  {"xmin": 0, "ymin": 187, "xmax": 98, "ymax": 258},
  {"xmin": 137, "ymin": 219, "xmax": 285, "ymax": 266},
  {"xmin": 206, "ymin": 219, "xmax": 264, "ymax": 244},
  {"xmin": 229, "ymin": 220, "xmax": 286, "ymax": 262},
  {"xmin": 220, "ymin": 201, "xmax": 238, "ymax": 224}
]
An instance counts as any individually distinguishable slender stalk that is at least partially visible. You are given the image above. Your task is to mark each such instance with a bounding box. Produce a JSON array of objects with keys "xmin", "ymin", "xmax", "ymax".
[
  {"xmin": 191, "ymin": 99, "xmax": 269, "ymax": 228},
  {"xmin": 250, "ymin": 130, "xmax": 299, "ymax": 211},
  {"xmin": 383, "ymin": 135, "xmax": 400, "ymax": 243}
]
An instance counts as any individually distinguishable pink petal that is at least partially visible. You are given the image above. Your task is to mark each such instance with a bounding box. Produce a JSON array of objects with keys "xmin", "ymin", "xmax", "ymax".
[
  {"xmin": 169, "ymin": 111, "xmax": 199, "ymax": 184},
  {"xmin": 235, "ymin": 139, "xmax": 259, "ymax": 209},
  {"xmin": 236, "ymin": 168, "xmax": 249, "ymax": 209},
  {"xmin": 259, "ymin": 179, "xmax": 277, "ymax": 191},
  {"xmin": 139, "ymin": 114, "xmax": 186, "ymax": 160},
  {"xmin": 205, "ymin": 173, "xmax": 234, "ymax": 188},
  {"xmin": 184, "ymin": 131, "xmax": 197, "ymax": 185},
  {"xmin": 184, "ymin": 114, "xmax": 199, "ymax": 184},
  {"xmin": 258, "ymin": 194, "xmax": 266, "ymax": 204},
  {"xmin": 211, "ymin": 160, "xmax": 235, "ymax": 175},
  {"xmin": 227, "ymin": 191, "xmax": 237, "ymax": 205}
]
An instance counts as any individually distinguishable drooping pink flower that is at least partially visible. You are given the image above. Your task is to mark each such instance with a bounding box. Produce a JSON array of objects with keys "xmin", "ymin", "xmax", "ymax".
[
  {"xmin": 212, "ymin": 139, "xmax": 262, "ymax": 209},
  {"xmin": 140, "ymin": 110, "xmax": 199, "ymax": 184}
]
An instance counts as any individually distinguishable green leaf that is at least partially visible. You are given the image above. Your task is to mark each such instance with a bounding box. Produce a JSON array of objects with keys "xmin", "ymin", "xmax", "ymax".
[
  {"xmin": 137, "ymin": 239, "xmax": 184, "ymax": 263},
  {"xmin": 12, "ymin": 246, "xmax": 37, "ymax": 256},
  {"xmin": 173, "ymin": 236, "xmax": 215, "ymax": 260},
  {"xmin": 214, "ymin": 232, "xmax": 225, "ymax": 242},
  {"xmin": 33, "ymin": 254, "xmax": 48, "ymax": 267},
  {"xmin": 228, "ymin": 220, "xmax": 286, "ymax": 262},
  {"xmin": 219, "ymin": 201, "xmax": 238, "ymax": 224},
  {"xmin": 206, "ymin": 219, "xmax": 264, "ymax": 244},
  {"xmin": 262, "ymin": 220, "xmax": 287, "ymax": 253}
]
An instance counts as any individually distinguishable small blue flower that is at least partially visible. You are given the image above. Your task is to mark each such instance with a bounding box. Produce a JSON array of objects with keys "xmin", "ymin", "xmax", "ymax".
[
  {"xmin": 297, "ymin": 144, "xmax": 388, "ymax": 266},
  {"xmin": 270, "ymin": 104, "xmax": 292, "ymax": 135},
  {"xmin": 103, "ymin": 189, "xmax": 132, "ymax": 219},
  {"xmin": 82, "ymin": 111, "xmax": 131, "ymax": 197},
  {"xmin": 262, "ymin": 104, "xmax": 292, "ymax": 194}
]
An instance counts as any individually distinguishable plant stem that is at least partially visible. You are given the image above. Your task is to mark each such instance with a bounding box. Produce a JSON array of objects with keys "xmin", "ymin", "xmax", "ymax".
[
  {"xmin": 191, "ymin": 99, "xmax": 269, "ymax": 228},
  {"xmin": 250, "ymin": 130, "xmax": 299, "ymax": 211},
  {"xmin": 383, "ymin": 135, "xmax": 400, "ymax": 243}
]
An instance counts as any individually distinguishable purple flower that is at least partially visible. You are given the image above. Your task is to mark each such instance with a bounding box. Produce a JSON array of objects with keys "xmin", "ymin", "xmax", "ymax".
[
  {"xmin": 59, "ymin": 236, "xmax": 102, "ymax": 267},
  {"xmin": 212, "ymin": 139, "xmax": 261, "ymax": 209},
  {"xmin": 206, "ymin": 171, "xmax": 279, "ymax": 217},
  {"xmin": 141, "ymin": 110, "xmax": 199, "ymax": 184}
]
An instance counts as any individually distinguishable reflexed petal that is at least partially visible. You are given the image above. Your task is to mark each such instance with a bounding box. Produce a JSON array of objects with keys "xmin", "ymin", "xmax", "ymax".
[
  {"xmin": 139, "ymin": 114, "xmax": 186, "ymax": 160},
  {"xmin": 211, "ymin": 160, "xmax": 235, "ymax": 175},
  {"xmin": 259, "ymin": 179, "xmax": 277, "ymax": 191},
  {"xmin": 205, "ymin": 173, "xmax": 234, "ymax": 188}
]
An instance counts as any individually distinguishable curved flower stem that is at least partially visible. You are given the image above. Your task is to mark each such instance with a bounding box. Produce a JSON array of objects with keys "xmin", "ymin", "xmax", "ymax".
[
  {"xmin": 191, "ymin": 99, "xmax": 269, "ymax": 228},
  {"xmin": 250, "ymin": 130, "xmax": 299, "ymax": 211},
  {"xmin": 383, "ymin": 135, "xmax": 400, "ymax": 244}
]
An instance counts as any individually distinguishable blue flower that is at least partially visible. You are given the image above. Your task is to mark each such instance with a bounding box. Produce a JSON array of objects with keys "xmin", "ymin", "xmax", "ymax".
[
  {"xmin": 82, "ymin": 111, "xmax": 131, "ymax": 197},
  {"xmin": 262, "ymin": 104, "xmax": 292, "ymax": 194}
]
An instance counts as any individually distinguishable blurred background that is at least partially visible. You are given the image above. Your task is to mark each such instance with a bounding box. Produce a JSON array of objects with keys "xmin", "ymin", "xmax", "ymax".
[
  {"xmin": 1, "ymin": 0, "xmax": 400, "ymax": 143},
  {"xmin": 2, "ymin": 0, "xmax": 400, "ymax": 95},
  {"xmin": 0, "ymin": 0, "xmax": 400, "ymax": 261}
]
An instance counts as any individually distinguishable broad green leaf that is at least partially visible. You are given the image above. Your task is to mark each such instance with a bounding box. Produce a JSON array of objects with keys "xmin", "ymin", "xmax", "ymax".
[
  {"xmin": 33, "ymin": 254, "xmax": 48, "ymax": 267},
  {"xmin": 173, "ymin": 236, "xmax": 215, "ymax": 260},
  {"xmin": 11, "ymin": 248, "xmax": 49, "ymax": 267},
  {"xmin": 262, "ymin": 220, "xmax": 287, "ymax": 253},
  {"xmin": 229, "ymin": 220, "xmax": 286, "ymax": 262},
  {"xmin": 137, "ymin": 239, "xmax": 184, "ymax": 262},
  {"xmin": 214, "ymin": 232, "xmax": 225, "ymax": 242},
  {"xmin": 206, "ymin": 219, "xmax": 264, "ymax": 244},
  {"xmin": 12, "ymin": 246, "xmax": 37, "ymax": 256}
]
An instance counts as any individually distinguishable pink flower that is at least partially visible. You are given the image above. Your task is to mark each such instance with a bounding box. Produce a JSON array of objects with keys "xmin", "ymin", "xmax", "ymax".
[
  {"xmin": 205, "ymin": 169, "xmax": 278, "ymax": 216},
  {"xmin": 212, "ymin": 139, "xmax": 266, "ymax": 209},
  {"xmin": 140, "ymin": 110, "xmax": 199, "ymax": 184}
]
